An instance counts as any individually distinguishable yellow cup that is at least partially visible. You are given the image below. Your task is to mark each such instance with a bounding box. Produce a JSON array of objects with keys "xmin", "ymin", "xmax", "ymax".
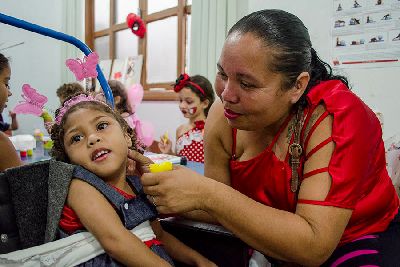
[{"xmin": 149, "ymin": 162, "xmax": 173, "ymax": 173}]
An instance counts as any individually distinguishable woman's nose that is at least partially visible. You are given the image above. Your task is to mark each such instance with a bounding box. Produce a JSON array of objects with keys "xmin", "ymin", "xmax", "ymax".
[{"xmin": 220, "ymin": 81, "xmax": 239, "ymax": 103}]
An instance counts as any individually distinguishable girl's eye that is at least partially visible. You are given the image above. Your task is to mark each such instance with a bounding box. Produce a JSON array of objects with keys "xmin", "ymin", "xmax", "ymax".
[
  {"xmin": 97, "ymin": 122, "xmax": 109, "ymax": 130},
  {"xmin": 71, "ymin": 135, "xmax": 83, "ymax": 143}
]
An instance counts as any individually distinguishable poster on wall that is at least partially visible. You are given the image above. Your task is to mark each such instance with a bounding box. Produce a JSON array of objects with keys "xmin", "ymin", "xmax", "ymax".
[{"xmin": 332, "ymin": 0, "xmax": 400, "ymax": 68}]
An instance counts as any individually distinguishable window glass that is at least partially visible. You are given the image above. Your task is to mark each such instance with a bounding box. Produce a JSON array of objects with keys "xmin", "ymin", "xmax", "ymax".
[
  {"xmin": 185, "ymin": 14, "xmax": 191, "ymax": 72},
  {"xmin": 146, "ymin": 17, "xmax": 177, "ymax": 83},
  {"xmin": 115, "ymin": 0, "xmax": 139, "ymax": 24},
  {"xmin": 115, "ymin": 29, "xmax": 139, "ymax": 58},
  {"xmin": 94, "ymin": 0, "xmax": 110, "ymax": 31},
  {"xmin": 94, "ymin": 36, "xmax": 110, "ymax": 60},
  {"xmin": 148, "ymin": 0, "xmax": 177, "ymax": 14}
]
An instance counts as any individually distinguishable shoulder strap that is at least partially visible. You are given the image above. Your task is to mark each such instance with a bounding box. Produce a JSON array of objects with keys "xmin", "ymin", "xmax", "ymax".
[{"xmin": 72, "ymin": 166, "xmax": 126, "ymax": 207}]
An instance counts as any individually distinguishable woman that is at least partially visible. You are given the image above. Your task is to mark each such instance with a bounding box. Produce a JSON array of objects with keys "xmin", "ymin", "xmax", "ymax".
[
  {"xmin": 135, "ymin": 10, "xmax": 400, "ymax": 266},
  {"xmin": 0, "ymin": 53, "xmax": 21, "ymax": 172}
]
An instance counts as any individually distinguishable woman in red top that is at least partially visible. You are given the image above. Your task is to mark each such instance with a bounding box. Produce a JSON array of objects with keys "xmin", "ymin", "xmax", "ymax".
[{"xmin": 138, "ymin": 9, "xmax": 400, "ymax": 266}]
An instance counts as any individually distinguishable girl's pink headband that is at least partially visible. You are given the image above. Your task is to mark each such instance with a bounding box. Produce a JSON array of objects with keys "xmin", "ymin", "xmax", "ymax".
[
  {"xmin": 173, "ymin": 73, "xmax": 205, "ymax": 96},
  {"xmin": 54, "ymin": 94, "xmax": 107, "ymax": 125}
]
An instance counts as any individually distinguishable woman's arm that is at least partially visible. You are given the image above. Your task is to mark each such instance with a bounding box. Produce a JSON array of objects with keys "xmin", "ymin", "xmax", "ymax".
[
  {"xmin": 151, "ymin": 220, "xmax": 216, "ymax": 266},
  {"xmin": 0, "ymin": 131, "xmax": 22, "ymax": 171},
  {"xmin": 141, "ymin": 105, "xmax": 352, "ymax": 265},
  {"xmin": 67, "ymin": 179, "xmax": 172, "ymax": 267}
]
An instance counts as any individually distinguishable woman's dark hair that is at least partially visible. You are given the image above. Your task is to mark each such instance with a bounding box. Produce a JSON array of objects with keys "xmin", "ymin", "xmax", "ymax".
[
  {"xmin": 228, "ymin": 9, "xmax": 348, "ymax": 108},
  {"xmin": 187, "ymin": 75, "xmax": 215, "ymax": 116},
  {"xmin": 108, "ymin": 80, "xmax": 132, "ymax": 114},
  {"xmin": 0, "ymin": 53, "xmax": 10, "ymax": 74},
  {"xmin": 50, "ymin": 93, "xmax": 137, "ymax": 163}
]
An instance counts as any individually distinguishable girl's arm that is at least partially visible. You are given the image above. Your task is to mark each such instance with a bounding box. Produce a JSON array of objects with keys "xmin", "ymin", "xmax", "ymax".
[
  {"xmin": 67, "ymin": 178, "xmax": 172, "ymax": 267},
  {"xmin": 0, "ymin": 131, "xmax": 22, "ymax": 171},
  {"xmin": 151, "ymin": 220, "xmax": 216, "ymax": 267}
]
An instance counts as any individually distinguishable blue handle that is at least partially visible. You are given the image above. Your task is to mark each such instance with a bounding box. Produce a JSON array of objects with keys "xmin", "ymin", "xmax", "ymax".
[{"xmin": 0, "ymin": 12, "xmax": 114, "ymax": 107}]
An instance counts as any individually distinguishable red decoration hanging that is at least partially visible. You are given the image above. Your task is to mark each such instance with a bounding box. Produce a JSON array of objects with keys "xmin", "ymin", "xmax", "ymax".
[{"xmin": 126, "ymin": 13, "xmax": 146, "ymax": 38}]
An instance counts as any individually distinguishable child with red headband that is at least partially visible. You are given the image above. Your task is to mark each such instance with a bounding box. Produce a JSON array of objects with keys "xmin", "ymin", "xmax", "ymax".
[{"xmin": 158, "ymin": 74, "xmax": 215, "ymax": 163}]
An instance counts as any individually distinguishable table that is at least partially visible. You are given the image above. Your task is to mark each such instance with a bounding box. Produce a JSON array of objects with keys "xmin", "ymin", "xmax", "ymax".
[{"xmin": 19, "ymin": 149, "xmax": 51, "ymax": 164}]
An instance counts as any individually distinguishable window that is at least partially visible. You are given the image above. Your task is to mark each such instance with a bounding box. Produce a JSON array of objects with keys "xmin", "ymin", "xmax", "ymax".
[{"xmin": 85, "ymin": 0, "xmax": 191, "ymax": 100}]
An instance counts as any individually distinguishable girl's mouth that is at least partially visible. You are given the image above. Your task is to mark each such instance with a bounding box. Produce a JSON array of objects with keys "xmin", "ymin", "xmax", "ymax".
[
  {"xmin": 91, "ymin": 149, "xmax": 111, "ymax": 161},
  {"xmin": 224, "ymin": 108, "xmax": 241, "ymax": 119}
]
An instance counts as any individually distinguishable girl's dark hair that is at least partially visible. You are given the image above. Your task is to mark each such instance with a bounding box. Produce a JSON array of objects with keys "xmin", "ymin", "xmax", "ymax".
[
  {"xmin": 50, "ymin": 93, "xmax": 137, "ymax": 163},
  {"xmin": 228, "ymin": 9, "xmax": 348, "ymax": 108},
  {"xmin": 56, "ymin": 83, "xmax": 85, "ymax": 100},
  {"xmin": 0, "ymin": 53, "xmax": 10, "ymax": 74},
  {"xmin": 108, "ymin": 80, "xmax": 132, "ymax": 114},
  {"xmin": 186, "ymin": 75, "xmax": 215, "ymax": 116}
]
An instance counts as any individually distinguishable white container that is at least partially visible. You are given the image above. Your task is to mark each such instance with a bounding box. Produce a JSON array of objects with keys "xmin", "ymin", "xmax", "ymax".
[{"xmin": 9, "ymin": 135, "xmax": 36, "ymax": 151}]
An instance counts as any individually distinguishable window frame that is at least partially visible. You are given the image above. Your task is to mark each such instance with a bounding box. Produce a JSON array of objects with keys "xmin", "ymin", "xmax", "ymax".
[{"xmin": 85, "ymin": 0, "xmax": 191, "ymax": 100}]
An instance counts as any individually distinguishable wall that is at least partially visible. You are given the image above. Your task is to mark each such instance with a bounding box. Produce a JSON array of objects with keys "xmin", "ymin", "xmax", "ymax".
[
  {"xmin": 247, "ymin": 0, "xmax": 399, "ymax": 140},
  {"xmin": 0, "ymin": 0, "xmax": 83, "ymax": 136}
]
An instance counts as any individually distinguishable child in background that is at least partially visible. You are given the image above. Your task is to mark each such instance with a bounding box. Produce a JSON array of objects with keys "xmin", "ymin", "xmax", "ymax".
[
  {"xmin": 0, "ymin": 110, "xmax": 18, "ymax": 136},
  {"xmin": 108, "ymin": 79, "xmax": 153, "ymax": 150},
  {"xmin": 158, "ymin": 74, "xmax": 215, "ymax": 163},
  {"xmin": 41, "ymin": 82, "xmax": 85, "ymax": 134},
  {"xmin": 0, "ymin": 52, "xmax": 21, "ymax": 171},
  {"xmin": 50, "ymin": 93, "xmax": 215, "ymax": 266}
]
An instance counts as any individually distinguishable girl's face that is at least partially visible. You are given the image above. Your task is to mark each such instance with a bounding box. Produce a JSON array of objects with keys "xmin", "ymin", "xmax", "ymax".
[
  {"xmin": 0, "ymin": 65, "xmax": 12, "ymax": 113},
  {"xmin": 63, "ymin": 108, "xmax": 132, "ymax": 180},
  {"xmin": 215, "ymin": 32, "xmax": 300, "ymax": 132},
  {"xmin": 178, "ymin": 87, "xmax": 208, "ymax": 119}
]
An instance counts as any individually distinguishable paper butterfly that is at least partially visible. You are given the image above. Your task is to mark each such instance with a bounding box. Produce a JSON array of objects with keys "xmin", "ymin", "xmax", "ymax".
[
  {"xmin": 66, "ymin": 52, "xmax": 99, "ymax": 81},
  {"xmin": 13, "ymin": 84, "xmax": 48, "ymax": 116}
]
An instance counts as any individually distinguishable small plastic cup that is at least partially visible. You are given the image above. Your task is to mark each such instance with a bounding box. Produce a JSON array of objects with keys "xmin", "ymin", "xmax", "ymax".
[
  {"xmin": 27, "ymin": 149, "xmax": 33, "ymax": 157},
  {"xmin": 20, "ymin": 150, "xmax": 27, "ymax": 158}
]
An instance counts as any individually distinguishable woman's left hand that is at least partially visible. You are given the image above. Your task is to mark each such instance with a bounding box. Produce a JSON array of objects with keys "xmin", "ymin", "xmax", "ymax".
[{"xmin": 141, "ymin": 165, "xmax": 211, "ymax": 214}]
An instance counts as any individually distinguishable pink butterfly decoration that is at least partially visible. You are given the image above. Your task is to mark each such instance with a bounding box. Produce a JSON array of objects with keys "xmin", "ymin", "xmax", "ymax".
[
  {"xmin": 66, "ymin": 52, "xmax": 99, "ymax": 81},
  {"xmin": 13, "ymin": 84, "xmax": 48, "ymax": 116}
]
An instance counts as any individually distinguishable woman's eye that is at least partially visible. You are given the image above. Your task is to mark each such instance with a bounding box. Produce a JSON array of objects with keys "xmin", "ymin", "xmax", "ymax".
[
  {"xmin": 97, "ymin": 122, "xmax": 109, "ymax": 130},
  {"xmin": 217, "ymin": 72, "xmax": 228, "ymax": 80},
  {"xmin": 240, "ymin": 81, "xmax": 253, "ymax": 89},
  {"xmin": 71, "ymin": 135, "xmax": 83, "ymax": 143}
]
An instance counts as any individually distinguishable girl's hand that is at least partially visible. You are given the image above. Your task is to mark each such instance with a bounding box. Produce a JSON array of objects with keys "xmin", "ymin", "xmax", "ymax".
[
  {"xmin": 141, "ymin": 165, "xmax": 212, "ymax": 214},
  {"xmin": 158, "ymin": 136, "xmax": 173, "ymax": 154},
  {"xmin": 195, "ymin": 258, "xmax": 218, "ymax": 267},
  {"xmin": 8, "ymin": 111, "xmax": 16, "ymax": 118}
]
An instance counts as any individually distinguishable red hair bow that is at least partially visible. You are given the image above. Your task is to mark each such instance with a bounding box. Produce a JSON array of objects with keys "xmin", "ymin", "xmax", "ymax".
[
  {"xmin": 173, "ymin": 73, "xmax": 205, "ymax": 96},
  {"xmin": 126, "ymin": 13, "xmax": 146, "ymax": 38}
]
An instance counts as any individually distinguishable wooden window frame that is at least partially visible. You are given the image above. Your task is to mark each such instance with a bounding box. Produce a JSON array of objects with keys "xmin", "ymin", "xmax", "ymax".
[{"xmin": 85, "ymin": 0, "xmax": 191, "ymax": 101}]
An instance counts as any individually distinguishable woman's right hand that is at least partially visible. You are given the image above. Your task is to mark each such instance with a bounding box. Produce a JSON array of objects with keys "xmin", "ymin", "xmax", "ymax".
[{"xmin": 158, "ymin": 136, "xmax": 173, "ymax": 154}]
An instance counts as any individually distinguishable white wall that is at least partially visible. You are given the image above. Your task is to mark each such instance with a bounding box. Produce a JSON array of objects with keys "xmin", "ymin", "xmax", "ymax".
[
  {"xmin": 0, "ymin": 0, "xmax": 83, "ymax": 136},
  {"xmin": 247, "ymin": 0, "xmax": 399, "ymax": 140}
]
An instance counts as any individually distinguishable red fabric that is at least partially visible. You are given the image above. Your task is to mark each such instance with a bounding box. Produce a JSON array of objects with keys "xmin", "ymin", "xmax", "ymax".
[
  {"xmin": 176, "ymin": 121, "xmax": 205, "ymax": 163},
  {"xmin": 59, "ymin": 183, "xmax": 135, "ymax": 234},
  {"xmin": 230, "ymin": 80, "xmax": 399, "ymax": 245}
]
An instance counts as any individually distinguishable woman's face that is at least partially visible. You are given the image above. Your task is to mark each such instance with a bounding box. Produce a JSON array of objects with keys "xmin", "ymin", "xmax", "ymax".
[
  {"xmin": 215, "ymin": 32, "xmax": 296, "ymax": 132},
  {"xmin": 0, "ymin": 65, "xmax": 11, "ymax": 113}
]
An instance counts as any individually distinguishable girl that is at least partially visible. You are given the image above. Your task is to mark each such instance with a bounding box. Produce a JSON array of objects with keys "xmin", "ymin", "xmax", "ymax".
[
  {"xmin": 0, "ymin": 53, "xmax": 21, "ymax": 171},
  {"xmin": 158, "ymin": 74, "xmax": 215, "ymax": 163},
  {"xmin": 50, "ymin": 93, "xmax": 215, "ymax": 266}
]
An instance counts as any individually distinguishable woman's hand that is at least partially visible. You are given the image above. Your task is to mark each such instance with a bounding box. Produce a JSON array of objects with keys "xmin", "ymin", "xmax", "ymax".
[
  {"xmin": 127, "ymin": 149, "xmax": 153, "ymax": 175},
  {"xmin": 141, "ymin": 165, "xmax": 213, "ymax": 214}
]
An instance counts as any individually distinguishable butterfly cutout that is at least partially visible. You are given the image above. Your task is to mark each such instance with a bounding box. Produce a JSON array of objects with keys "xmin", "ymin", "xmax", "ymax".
[
  {"xmin": 13, "ymin": 84, "xmax": 48, "ymax": 116},
  {"xmin": 66, "ymin": 52, "xmax": 99, "ymax": 81}
]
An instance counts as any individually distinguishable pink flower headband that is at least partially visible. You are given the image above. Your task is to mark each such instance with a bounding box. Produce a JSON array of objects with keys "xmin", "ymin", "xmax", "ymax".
[
  {"xmin": 173, "ymin": 73, "xmax": 205, "ymax": 96},
  {"xmin": 55, "ymin": 94, "xmax": 107, "ymax": 125}
]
